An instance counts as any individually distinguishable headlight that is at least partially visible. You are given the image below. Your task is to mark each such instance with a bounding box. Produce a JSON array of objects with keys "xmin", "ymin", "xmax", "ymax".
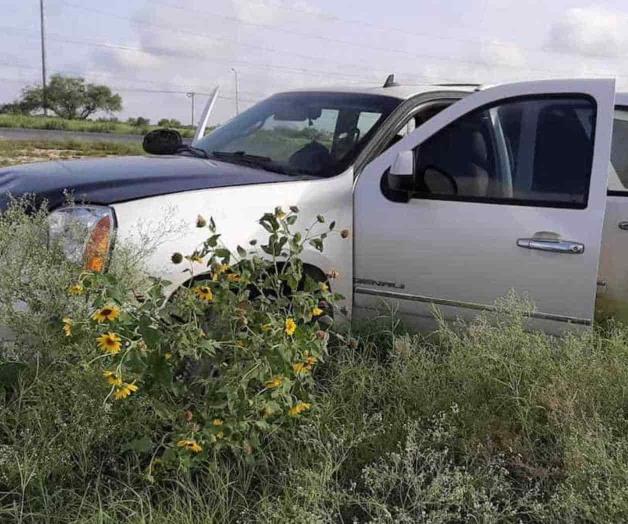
[{"xmin": 48, "ymin": 206, "xmax": 116, "ymax": 272}]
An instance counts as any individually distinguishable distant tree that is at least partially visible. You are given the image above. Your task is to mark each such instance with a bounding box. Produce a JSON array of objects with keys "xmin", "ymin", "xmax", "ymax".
[
  {"xmin": 158, "ymin": 118, "xmax": 182, "ymax": 127},
  {"xmin": 7, "ymin": 74, "xmax": 123, "ymax": 119},
  {"xmin": 127, "ymin": 116, "xmax": 150, "ymax": 127}
]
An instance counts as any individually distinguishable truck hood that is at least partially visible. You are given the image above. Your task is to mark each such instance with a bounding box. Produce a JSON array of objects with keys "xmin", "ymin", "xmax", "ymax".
[{"xmin": 0, "ymin": 155, "xmax": 307, "ymax": 211}]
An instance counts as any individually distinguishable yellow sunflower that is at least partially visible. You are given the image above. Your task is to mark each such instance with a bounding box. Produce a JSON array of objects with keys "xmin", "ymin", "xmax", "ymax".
[
  {"xmin": 113, "ymin": 382, "xmax": 138, "ymax": 400},
  {"xmin": 97, "ymin": 332, "xmax": 122, "ymax": 354},
  {"xmin": 92, "ymin": 305, "xmax": 121, "ymax": 323},
  {"xmin": 194, "ymin": 285, "xmax": 214, "ymax": 302},
  {"xmin": 292, "ymin": 362, "xmax": 309, "ymax": 375},
  {"xmin": 103, "ymin": 371, "xmax": 123, "ymax": 386},
  {"xmin": 284, "ymin": 318, "xmax": 297, "ymax": 336},
  {"xmin": 62, "ymin": 317, "xmax": 73, "ymax": 337},
  {"xmin": 177, "ymin": 439, "xmax": 203, "ymax": 453},
  {"xmin": 265, "ymin": 375, "xmax": 284, "ymax": 389},
  {"xmin": 68, "ymin": 283, "xmax": 84, "ymax": 296},
  {"xmin": 212, "ymin": 418, "xmax": 224, "ymax": 427},
  {"xmin": 226, "ymin": 273, "xmax": 241, "ymax": 283},
  {"xmin": 288, "ymin": 402, "xmax": 312, "ymax": 417},
  {"xmin": 311, "ymin": 307, "xmax": 323, "ymax": 317}
]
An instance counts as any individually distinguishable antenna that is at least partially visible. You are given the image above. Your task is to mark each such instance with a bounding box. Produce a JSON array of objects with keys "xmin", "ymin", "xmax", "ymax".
[{"xmin": 383, "ymin": 74, "xmax": 398, "ymax": 88}]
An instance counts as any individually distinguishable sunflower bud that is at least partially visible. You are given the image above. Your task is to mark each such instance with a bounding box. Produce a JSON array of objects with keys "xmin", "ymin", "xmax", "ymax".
[
  {"xmin": 196, "ymin": 215, "xmax": 207, "ymax": 228},
  {"xmin": 171, "ymin": 252, "xmax": 183, "ymax": 264},
  {"xmin": 315, "ymin": 329, "xmax": 328, "ymax": 341}
]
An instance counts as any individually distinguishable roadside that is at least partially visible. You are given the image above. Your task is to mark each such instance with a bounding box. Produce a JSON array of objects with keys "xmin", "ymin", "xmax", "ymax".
[
  {"xmin": 0, "ymin": 127, "xmax": 194, "ymax": 146},
  {"xmin": 0, "ymin": 139, "xmax": 143, "ymax": 167},
  {"xmin": 0, "ymin": 114, "xmax": 195, "ymax": 138},
  {"xmin": 0, "ymin": 127, "xmax": 144, "ymax": 144}
]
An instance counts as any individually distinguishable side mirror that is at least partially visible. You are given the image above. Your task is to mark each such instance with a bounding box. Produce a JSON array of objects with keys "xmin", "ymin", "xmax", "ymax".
[
  {"xmin": 381, "ymin": 150, "xmax": 415, "ymax": 203},
  {"xmin": 143, "ymin": 129, "xmax": 183, "ymax": 155},
  {"xmin": 390, "ymin": 149, "xmax": 414, "ymax": 176}
]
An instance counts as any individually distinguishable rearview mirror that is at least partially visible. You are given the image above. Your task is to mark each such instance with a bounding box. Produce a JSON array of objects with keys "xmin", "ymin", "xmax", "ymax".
[{"xmin": 143, "ymin": 129, "xmax": 183, "ymax": 155}]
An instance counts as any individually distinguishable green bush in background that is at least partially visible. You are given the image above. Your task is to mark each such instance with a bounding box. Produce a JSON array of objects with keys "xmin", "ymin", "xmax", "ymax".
[{"xmin": 0, "ymin": 113, "xmax": 197, "ymax": 138}]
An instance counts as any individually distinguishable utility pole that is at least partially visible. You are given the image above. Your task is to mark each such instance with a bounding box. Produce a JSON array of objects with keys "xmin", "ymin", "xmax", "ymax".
[
  {"xmin": 39, "ymin": 0, "xmax": 48, "ymax": 116},
  {"xmin": 231, "ymin": 68, "xmax": 239, "ymax": 115},
  {"xmin": 186, "ymin": 92, "xmax": 195, "ymax": 126}
]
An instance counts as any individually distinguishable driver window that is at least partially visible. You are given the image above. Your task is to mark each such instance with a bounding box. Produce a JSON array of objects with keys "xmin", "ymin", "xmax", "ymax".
[{"xmin": 411, "ymin": 96, "xmax": 596, "ymax": 208}]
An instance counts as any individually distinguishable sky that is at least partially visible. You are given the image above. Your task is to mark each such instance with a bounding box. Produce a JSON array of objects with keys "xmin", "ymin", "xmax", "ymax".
[{"xmin": 2, "ymin": 0, "xmax": 628, "ymax": 125}]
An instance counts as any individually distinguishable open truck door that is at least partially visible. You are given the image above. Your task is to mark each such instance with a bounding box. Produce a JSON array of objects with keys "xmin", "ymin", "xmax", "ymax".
[{"xmin": 354, "ymin": 79, "xmax": 616, "ymax": 333}]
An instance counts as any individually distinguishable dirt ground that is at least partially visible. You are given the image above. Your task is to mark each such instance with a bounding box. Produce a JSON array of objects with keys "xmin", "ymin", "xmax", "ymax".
[{"xmin": 0, "ymin": 139, "xmax": 143, "ymax": 167}]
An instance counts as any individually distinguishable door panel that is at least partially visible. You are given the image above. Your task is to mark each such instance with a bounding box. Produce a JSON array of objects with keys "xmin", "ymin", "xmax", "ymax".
[{"xmin": 354, "ymin": 79, "xmax": 615, "ymax": 332}]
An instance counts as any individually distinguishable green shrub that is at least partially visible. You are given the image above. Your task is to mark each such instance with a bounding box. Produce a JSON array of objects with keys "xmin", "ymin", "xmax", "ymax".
[{"xmin": 59, "ymin": 207, "xmax": 342, "ymax": 466}]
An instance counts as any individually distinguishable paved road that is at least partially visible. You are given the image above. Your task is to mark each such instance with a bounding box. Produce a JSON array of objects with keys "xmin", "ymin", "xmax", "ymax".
[{"xmin": 0, "ymin": 127, "xmax": 194, "ymax": 144}]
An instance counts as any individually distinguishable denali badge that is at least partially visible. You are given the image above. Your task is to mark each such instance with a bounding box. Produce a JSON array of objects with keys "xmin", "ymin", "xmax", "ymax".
[{"xmin": 354, "ymin": 277, "xmax": 405, "ymax": 290}]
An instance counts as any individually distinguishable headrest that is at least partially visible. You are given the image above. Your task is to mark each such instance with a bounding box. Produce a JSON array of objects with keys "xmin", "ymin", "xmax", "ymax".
[{"xmin": 470, "ymin": 131, "xmax": 488, "ymax": 165}]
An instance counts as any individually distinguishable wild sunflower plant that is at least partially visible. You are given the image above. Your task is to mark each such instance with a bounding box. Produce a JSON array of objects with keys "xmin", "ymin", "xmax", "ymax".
[{"xmin": 61, "ymin": 206, "xmax": 345, "ymax": 469}]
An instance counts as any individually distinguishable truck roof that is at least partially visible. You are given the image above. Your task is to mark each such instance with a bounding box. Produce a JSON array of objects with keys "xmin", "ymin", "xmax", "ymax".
[
  {"xmin": 616, "ymin": 92, "xmax": 628, "ymax": 107},
  {"xmin": 276, "ymin": 83, "xmax": 478, "ymax": 101},
  {"xmin": 281, "ymin": 82, "xmax": 628, "ymax": 107}
]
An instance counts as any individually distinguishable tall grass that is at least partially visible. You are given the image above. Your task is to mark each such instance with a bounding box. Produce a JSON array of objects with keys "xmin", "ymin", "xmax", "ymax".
[
  {"xmin": 0, "ymin": 114, "xmax": 196, "ymax": 138},
  {"xmin": 1, "ymin": 206, "xmax": 627, "ymax": 522}
]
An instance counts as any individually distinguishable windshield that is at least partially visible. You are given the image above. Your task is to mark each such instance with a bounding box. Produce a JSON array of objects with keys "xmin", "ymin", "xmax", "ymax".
[{"xmin": 196, "ymin": 92, "xmax": 401, "ymax": 178}]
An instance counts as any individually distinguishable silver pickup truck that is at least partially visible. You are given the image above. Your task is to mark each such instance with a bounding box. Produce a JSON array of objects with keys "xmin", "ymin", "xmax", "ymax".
[{"xmin": 1, "ymin": 77, "xmax": 627, "ymax": 334}]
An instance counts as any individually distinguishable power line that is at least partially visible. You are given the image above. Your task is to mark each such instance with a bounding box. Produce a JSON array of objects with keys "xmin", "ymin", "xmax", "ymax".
[
  {"xmin": 0, "ymin": 26, "xmax": 386, "ymax": 83},
  {"xmin": 53, "ymin": 0, "xmax": 400, "ymax": 79},
  {"xmin": 217, "ymin": 0, "xmax": 628, "ymax": 65},
  {"xmin": 0, "ymin": 61, "xmax": 259, "ymax": 103},
  {"xmin": 51, "ymin": 0, "xmax": 571, "ymax": 78},
  {"xmin": 0, "ymin": 59, "xmax": 265, "ymax": 100}
]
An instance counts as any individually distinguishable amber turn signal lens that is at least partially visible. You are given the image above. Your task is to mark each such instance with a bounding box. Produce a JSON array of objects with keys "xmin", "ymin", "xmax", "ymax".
[{"xmin": 84, "ymin": 215, "xmax": 113, "ymax": 273}]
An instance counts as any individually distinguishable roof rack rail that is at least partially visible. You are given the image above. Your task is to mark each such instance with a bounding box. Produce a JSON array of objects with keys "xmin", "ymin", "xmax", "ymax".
[{"xmin": 436, "ymin": 82, "xmax": 483, "ymax": 89}]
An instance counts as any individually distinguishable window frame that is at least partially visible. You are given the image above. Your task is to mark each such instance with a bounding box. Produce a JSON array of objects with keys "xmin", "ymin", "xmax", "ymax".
[
  {"xmin": 401, "ymin": 93, "xmax": 598, "ymax": 210},
  {"xmin": 608, "ymin": 105, "xmax": 628, "ymax": 197}
]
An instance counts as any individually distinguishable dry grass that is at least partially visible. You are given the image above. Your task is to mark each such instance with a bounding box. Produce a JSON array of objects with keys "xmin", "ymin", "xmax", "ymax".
[{"xmin": 0, "ymin": 139, "xmax": 143, "ymax": 167}]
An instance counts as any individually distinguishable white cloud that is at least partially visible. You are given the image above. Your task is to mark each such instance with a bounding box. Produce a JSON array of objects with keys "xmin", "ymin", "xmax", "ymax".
[
  {"xmin": 478, "ymin": 41, "xmax": 526, "ymax": 69},
  {"xmin": 548, "ymin": 6, "xmax": 628, "ymax": 57}
]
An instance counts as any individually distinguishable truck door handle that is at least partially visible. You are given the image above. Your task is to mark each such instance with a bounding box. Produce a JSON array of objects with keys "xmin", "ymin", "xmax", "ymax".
[{"xmin": 517, "ymin": 238, "xmax": 585, "ymax": 254}]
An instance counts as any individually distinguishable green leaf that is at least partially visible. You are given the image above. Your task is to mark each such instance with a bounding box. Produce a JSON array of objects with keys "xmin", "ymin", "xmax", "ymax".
[
  {"xmin": 138, "ymin": 316, "xmax": 161, "ymax": 348},
  {"xmin": 206, "ymin": 234, "xmax": 221, "ymax": 248},
  {"xmin": 308, "ymin": 239, "xmax": 324, "ymax": 252},
  {"xmin": 122, "ymin": 436, "xmax": 153, "ymax": 454}
]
